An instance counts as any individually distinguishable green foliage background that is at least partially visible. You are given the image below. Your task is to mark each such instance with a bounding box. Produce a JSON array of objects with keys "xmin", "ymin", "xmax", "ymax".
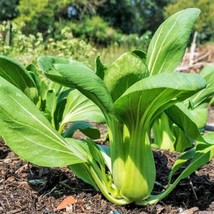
[
  {"xmin": 0, "ymin": 0, "xmax": 213, "ymax": 65},
  {"xmin": 0, "ymin": 0, "xmax": 18, "ymax": 21}
]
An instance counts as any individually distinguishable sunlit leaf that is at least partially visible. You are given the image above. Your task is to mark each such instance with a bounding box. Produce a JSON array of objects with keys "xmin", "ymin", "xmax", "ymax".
[
  {"xmin": 104, "ymin": 52, "xmax": 147, "ymax": 101},
  {"xmin": 38, "ymin": 56, "xmax": 114, "ymax": 116},
  {"xmin": 0, "ymin": 77, "xmax": 87, "ymax": 167},
  {"xmin": 146, "ymin": 8, "xmax": 200, "ymax": 75}
]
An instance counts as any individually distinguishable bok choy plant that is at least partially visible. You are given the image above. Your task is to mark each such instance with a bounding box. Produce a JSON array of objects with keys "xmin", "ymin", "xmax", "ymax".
[
  {"xmin": 152, "ymin": 61, "xmax": 214, "ymax": 152},
  {"xmin": 0, "ymin": 8, "xmax": 214, "ymax": 205}
]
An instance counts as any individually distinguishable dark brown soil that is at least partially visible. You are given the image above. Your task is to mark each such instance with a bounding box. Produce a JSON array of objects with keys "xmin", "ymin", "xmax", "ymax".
[
  {"xmin": 1, "ymin": 128, "xmax": 214, "ymax": 214},
  {"xmin": 0, "ymin": 108, "xmax": 214, "ymax": 214}
]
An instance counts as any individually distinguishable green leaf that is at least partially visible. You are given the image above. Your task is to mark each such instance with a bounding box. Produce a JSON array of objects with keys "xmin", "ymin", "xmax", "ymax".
[
  {"xmin": 185, "ymin": 65, "xmax": 214, "ymax": 128},
  {"xmin": 103, "ymin": 52, "xmax": 148, "ymax": 101},
  {"xmin": 97, "ymin": 144, "xmax": 111, "ymax": 172},
  {"xmin": 114, "ymin": 72, "xmax": 206, "ymax": 126},
  {"xmin": 169, "ymin": 147, "xmax": 196, "ymax": 183},
  {"xmin": 172, "ymin": 125, "xmax": 194, "ymax": 152},
  {"xmin": 190, "ymin": 64, "xmax": 214, "ymax": 106},
  {"xmin": 174, "ymin": 142, "xmax": 214, "ymax": 181},
  {"xmin": 0, "ymin": 77, "xmax": 87, "ymax": 167},
  {"xmin": 152, "ymin": 113, "xmax": 175, "ymax": 151},
  {"xmin": 188, "ymin": 103, "xmax": 209, "ymax": 128},
  {"xmin": 85, "ymin": 139, "xmax": 105, "ymax": 167},
  {"xmin": 45, "ymin": 90, "xmax": 57, "ymax": 126},
  {"xmin": 132, "ymin": 50, "xmax": 147, "ymax": 63},
  {"xmin": 54, "ymin": 89, "xmax": 71, "ymax": 130},
  {"xmin": 165, "ymin": 103, "xmax": 204, "ymax": 142},
  {"xmin": 95, "ymin": 56, "xmax": 107, "ymax": 80},
  {"xmin": 68, "ymin": 138, "xmax": 109, "ymax": 191},
  {"xmin": 26, "ymin": 63, "xmax": 41, "ymax": 88},
  {"xmin": 203, "ymin": 132, "xmax": 214, "ymax": 144},
  {"xmin": 80, "ymin": 126, "xmax": 100, "ymax": 139},
  {"xmin": 165, "ymin": 139, "xmax": 214, "ymax": 201},
  {"xmin": 66, "ymin": 138, "xmax": 99, "ymax": 189},
  {"xmin": 60, "ymin": 89, "xmax": 105, "ymax": 128},
  {"xmin": 146, "ymin": 8, "xmax": 200, "ymax": 75},
  {"xmin": 37, "ymin": 56, "xmax": 114, "ymax": 117},
  {"xmin": 69, "ymin": 163, "xmax": 98, "ymax": 190},
  {"xmin": 0, "ymin": 56, "xmax": 38, "ymax": 102},
  {"xmin": 63, "ymin": 121, "xmax": 100, "ymax": 140}
]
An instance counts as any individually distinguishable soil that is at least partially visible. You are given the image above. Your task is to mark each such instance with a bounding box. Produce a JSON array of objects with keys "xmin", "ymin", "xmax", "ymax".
[
  {"xmin": 1, "ymin": 139, "xmax": 214, "ymax": 214},
  {"xmin": 0, "ymin": 45, "xmax": 214, "ymax": 214}
]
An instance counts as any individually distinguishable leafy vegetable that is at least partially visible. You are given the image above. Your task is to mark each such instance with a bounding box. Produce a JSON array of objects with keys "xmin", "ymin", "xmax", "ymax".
[
  {"xmin": 146, "ymin": 8, "xmax": 200, "ymax": 75},
  {"xmin": 0, "ymin": 8, "xmax": 213, "ymax": 206}
]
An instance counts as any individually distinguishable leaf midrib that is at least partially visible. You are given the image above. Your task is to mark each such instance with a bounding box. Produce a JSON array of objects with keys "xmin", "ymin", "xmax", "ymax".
[{"xmin": 148, "ymin": 13, "xmax": 182, "ymax": 75}]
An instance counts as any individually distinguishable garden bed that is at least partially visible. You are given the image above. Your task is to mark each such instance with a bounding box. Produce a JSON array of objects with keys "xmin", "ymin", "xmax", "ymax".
[
  {"xmin": 0, "ymin": 139, "xmax": 214, "ymax": 214},
  {"xmin": 0, "ymin": 106, "xmax": 214, "ymax": 214}
]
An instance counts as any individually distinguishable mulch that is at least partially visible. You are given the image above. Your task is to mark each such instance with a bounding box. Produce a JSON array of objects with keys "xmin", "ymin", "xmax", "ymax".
[{"xmin": 1, "ymin": 139, "xmax": 214, "ymax": 214}]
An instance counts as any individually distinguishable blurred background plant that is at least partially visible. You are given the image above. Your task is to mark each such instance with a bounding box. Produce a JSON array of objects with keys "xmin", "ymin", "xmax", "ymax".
[
  {"xmin": 0, "ymin": 22, "xmax": 97, "ymax": 66},
  {"xmin": 0, "ymin": 0, "xmax": 213, "ymax": 66},
  {"xmin": 0, "ymin": 0, "xmax": 18, "ymax": 21}
]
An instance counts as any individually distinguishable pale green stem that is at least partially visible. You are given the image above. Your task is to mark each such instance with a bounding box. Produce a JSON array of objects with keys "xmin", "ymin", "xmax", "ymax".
[
  {"xmin": 120, "ymin": 127, "xmax": 155, "ymax": 201},
  {"xmin": 58, "ymin": 123, "xmax": 65, "ymax": 135},
  {"xmin": 85, "ymin": 164, "xmax": 131, "ymax": 205},
  {"xmin": 108, "ymin": 113, "xmax": 156, "ymax": 201},
  {"xmin": 107, "ymin": 118, "xmax": 126, "ymax": 190}
]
